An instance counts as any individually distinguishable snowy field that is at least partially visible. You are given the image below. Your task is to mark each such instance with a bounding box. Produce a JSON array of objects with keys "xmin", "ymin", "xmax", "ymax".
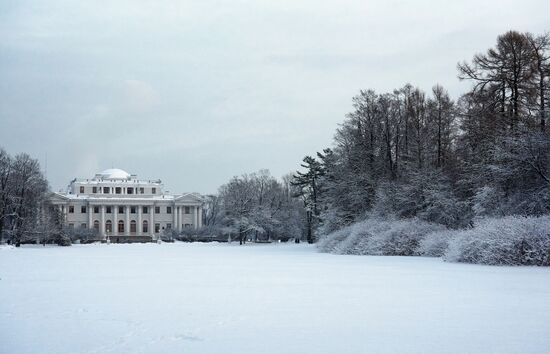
[{"xmin": 1, "ymin": 243, "xmax": 549, "ymax": 354}]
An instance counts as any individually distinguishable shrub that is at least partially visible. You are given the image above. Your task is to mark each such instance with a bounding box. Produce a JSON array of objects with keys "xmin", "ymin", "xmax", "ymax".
[
  {"xmin": 317, "ymin": 226, "xmax": 351, "ymax": 253},
  {"xmin": 64, "ymin": 227, "xmax": 100, "ymax": 243},
  {"xmin": 318, "ymin": 215, "xmax": 550, "ymax": 266},
  {"xmin": 418, "ymin": 229, "xmax": 459, "ymax": 257},
  {"xmin": 444, "ymin": 216, "xmax": 550, "ymax": 266},
  {"xmin": 171, "ymin": 225, "xmax": 228, "ymax": 242},
  {"xmin": 318, "ymin": 217, "xmax": 446, "ymax": 256}
]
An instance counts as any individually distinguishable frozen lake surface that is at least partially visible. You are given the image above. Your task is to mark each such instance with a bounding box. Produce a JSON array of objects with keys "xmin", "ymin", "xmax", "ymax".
[{"xmin": 1, "ymin": 242, "xmax": 549, "ymax": 354}]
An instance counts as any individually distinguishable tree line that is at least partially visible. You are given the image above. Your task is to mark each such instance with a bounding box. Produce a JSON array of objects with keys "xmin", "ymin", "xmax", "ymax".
[
  {"xmin": 193, "ymin": 170, "xmax": 305, "ymax": 244},
  {"xmin": 291, "ymin": 30, "xmax": 550, "ymax": 241}
]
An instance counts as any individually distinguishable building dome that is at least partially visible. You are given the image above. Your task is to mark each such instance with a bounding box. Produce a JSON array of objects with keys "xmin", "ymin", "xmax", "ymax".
[{"xmin": 98, "ymin": 168, "xmax": 131, "ymax": 180}]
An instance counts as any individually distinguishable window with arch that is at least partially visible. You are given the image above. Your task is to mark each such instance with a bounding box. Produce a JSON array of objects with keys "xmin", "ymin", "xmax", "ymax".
[
  {"xmin": 143, "ymin": 220, "xmax": 148, "ymax": 233},
  {"xmin": 130, "ymin": 220, "xmax": 136, "ymax": 233},
  {"xmin": 118, "ymin": 220, "xmax": 124, "ymax": 233},
  {"xmin": 106, "ymin": 220, "xmax": 112, "ymax": 233},
  {"xmin": 93, "ymin": 220, "xmax": 99, "ymax": 231}
]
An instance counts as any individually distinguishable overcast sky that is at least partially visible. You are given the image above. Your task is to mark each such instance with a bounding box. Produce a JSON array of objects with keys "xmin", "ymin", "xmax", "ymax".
[{"xmin": 1, "ymin": 0, "xmax": 548, "ymax": 194}]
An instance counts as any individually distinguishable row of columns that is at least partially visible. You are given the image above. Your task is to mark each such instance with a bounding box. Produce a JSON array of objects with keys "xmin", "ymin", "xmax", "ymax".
[
  {"xmin": 94, "ymin": 205, "xmax": 153, "ymax": 238},
  {"xmin": 172, "ymin": 206, "xmax": 203, "ymax": 231},
  {"xmin": 82, "ymin": 204, "xmax": 203, "ymax": 238}
]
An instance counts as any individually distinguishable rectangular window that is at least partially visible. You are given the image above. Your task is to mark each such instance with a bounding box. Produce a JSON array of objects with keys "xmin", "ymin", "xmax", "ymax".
[
  {"xmin": 140, "ymin": 187, "xmax": 144, "ymax": 194},
  {"xmin": 92, "ymin": 186, "xmax": 97, "ymax": 193},
  {"xmin": 152, "ymin": 187, "xmax": 156, "ymax": 194},
  {"xmin": 143, "ymin": 206, "xmax": 148, "ymax": 214},
  {"xmin": 131, "ymin": 206, "xmax": 136, "ymax": 214},
  {"xmin": 155, "ymin": 206, "xmax": 160, "ymax": 214},
  {"xmin": 166, "ymin": 223, "xmax": 172, "ymax": 230},
  {"xmin": 103, "ymin": 187, "xmax": 110, "ymax": 194},
  {"xmin": 79, "ymin": 186, "xmax": 84, "ymax": 193},
  {"xmin": 155, "ymin": 223, "xmax": 160, "ymax": 233},
  {"xmin": 81, "ymin": 206, "xmax": 86, "ymax": 213},
  {"xmin": 185, "ymin": 206, "xmax": 190, "ymax": 214},
  {"xmin": 81, "ymin": 223, "xmax": 87, "ymax": 229},
  {"xmin": 185, "ymin": 223, "xmax": 191, "ymax": 228},
  {"xmin": 115, "ymin": 187, "xmax": 121, "ymax": 194},
  {"xmin": 167, "ymin": 206, "xmax": 172, "ymax": 214},
  {"xmin": 106, "ymin": 206, "xmax": 112, "ymax": 214},
  {"xmin": 127, "ymin": 187, "xmax": 134, "ymax": 194},
  {"xmin": 118, "ymin": 206, "xmax": 124, "ymax": 214},
  {"xmin": 69, "ymin": 205, "xmax": 74, "ymax": 213},
  {"xmin": 68, "ymin": 223, "xmax": 74, "ymax": 229},
  {"xmin": 94, "ymin": 206, "xmax": 99, "ymax": 214}
]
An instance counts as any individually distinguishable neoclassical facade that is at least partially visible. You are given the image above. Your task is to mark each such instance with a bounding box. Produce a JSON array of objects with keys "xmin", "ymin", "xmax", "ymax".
[{"xmin": 50, "ymin": 169, "xmax": 204, "ymax": 241}]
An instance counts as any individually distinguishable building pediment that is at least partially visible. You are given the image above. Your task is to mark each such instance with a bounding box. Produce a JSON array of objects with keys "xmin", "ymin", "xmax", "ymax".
[
  {"xmin": 49, "ymin": 192, "xmax": 70, "ymax": 202},
  {"xmin": 175, "ymin": 193, "xmax": 204, "ymax": 204}
]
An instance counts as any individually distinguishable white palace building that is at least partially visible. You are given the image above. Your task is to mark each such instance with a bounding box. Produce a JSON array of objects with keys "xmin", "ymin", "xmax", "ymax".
[{"xmin": 50, "ymin": 168, "xmax": 204, "ymax": 242}]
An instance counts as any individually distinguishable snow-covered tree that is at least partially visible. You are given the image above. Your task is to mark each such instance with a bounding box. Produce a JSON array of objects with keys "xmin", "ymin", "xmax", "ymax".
[
  {"xmin": 0, "ymin": 148, "xmax": 49, "ymax": 245},
  {"xmin": 218, "ymin": 170, "xmax": 303, "ymax": 244}
]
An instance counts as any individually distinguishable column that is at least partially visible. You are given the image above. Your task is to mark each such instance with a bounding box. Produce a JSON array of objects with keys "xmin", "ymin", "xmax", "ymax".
[
  {"xmin": 58, "ymin": 206, "xmax": 63, "ymax": 224},
  {"xmin": 193, "ymin": 205, "xmax": 199, "ymax": 230},
  {"xmin": 198, "ymin": 206, "xmax": 203, "ymax": 228},
  {"xmin": 100, "ymin": 205, "xmax": 105, "ymax": 238},
  {"xmin": 113, "ymin": 205, "xmax": 118, "ymax": 236},
  {"xmin": 179, "ymin": 206, "xmax": 184, "ymax": 231},
  {"xmin": 149, "ymin": 204, "xmax": 155, "ymax": 238},
  {"xmin": 88, "ymin": 203, "xmax": 93, "ymax": 229},
  {"xmin": 125, "ymin": 205, "xmax": 130, "ymax": 236},
  {"xmin": 172, "ymin": 204, "xmax": 177, "ymax": 231},
  {"xmin": 175, "ymin": 206, "xmax": 179, "ymax": 231},
  {"xmin": 138, "ymin": 205, "xmax": 142, "ymax": 235}
]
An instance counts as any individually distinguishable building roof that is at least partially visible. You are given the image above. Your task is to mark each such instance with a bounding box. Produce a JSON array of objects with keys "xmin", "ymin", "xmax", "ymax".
[
  {"xmin": 50, "ymin": 192, "xmax": 204, "ymax": 204},
  {"xmin": 97, "ymin": 168, "xmax": 131, "ymax": 180}
]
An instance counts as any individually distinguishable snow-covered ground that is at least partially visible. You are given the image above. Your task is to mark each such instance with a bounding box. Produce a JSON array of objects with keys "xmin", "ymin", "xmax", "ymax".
[{"xmin": 1, "ymin": 243, "xmax": 549, "ymax": 354}]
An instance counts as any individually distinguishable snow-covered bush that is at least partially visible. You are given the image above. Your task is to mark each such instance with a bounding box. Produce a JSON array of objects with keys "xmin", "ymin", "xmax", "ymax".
[
  {"xmin": 444, "ymin": 216, "xmax": 550, "ymax": 266},
  {"xmin": 64, "ymin": 227, "xmax": 99, "ymax": 243},
  {"xmin": 319, "ymin": 215, "xmax": 550, "ymax": 266},
  {"xmin": 375, "ymin": 220, "xmax": 447, "ymax": 256},
  {"xmin": 418, "ymin": 229, "xmax": 459, "ymax": 257},
  {"xmin": 317, "ymin": 225, "xmax": 352, "ymax": 253},
  {"xmin": 318, "ymin": 217, "xmax": 446, "ymax": 256}
]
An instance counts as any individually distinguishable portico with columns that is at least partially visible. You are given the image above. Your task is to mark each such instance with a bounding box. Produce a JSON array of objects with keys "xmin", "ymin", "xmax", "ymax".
[{"xmin": 49, "ymin": 169, "xmax": 204, "ymax": 242}]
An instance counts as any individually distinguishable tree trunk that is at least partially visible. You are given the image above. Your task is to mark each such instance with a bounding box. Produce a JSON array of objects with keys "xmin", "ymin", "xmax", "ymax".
[{"xmin": 306, "ymin": 210, "xmax": 313, "ymax": 244}]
